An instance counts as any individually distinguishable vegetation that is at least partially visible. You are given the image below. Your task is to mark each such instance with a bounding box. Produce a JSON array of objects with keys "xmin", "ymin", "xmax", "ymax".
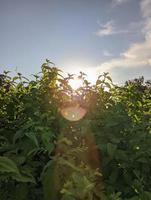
[{"xmin": 0, "ymin": 60, "xmax": 151, "ymax": 200}]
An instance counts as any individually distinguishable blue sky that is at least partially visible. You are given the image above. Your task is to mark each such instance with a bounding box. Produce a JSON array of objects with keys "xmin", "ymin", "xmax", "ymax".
[{"xmin": 0, "ymin": 0, "xmax": 151, "ymax": 84}]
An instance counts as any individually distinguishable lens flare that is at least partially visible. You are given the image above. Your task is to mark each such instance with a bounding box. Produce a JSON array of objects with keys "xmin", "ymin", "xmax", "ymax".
[{"xmin": 60, "ymin": 105, "xmax": 86, "ymax": 121}]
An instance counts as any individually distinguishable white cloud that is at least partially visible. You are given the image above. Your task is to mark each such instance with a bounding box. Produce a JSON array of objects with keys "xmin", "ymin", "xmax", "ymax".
[
  {"xmin": 98, "ymin": 0, "xmax": 151, "ymax": 75},
  {"xmin": 141, "ymin": 0, "xmax": 151, "ymax": 18},
  {"xmin": 102, "ymin": 50, "xmax": 113, "ymax": 57},
  {"xmin": 112, "ymin": 0, "xmax": 130, "ymax": 6},
  {"xmin": 95, "ymin": 20, "xmax": 115, "ymax": 36},
  {"xmin": 95, "ymin": 20, "xmax": 134, "ymax": 37}
]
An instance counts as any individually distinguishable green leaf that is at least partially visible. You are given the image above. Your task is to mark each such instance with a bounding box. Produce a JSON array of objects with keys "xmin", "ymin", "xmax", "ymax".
[
  {"xmin": 137, "ymin": 157, "xmax": 148, "ymax": 163},
  {"xmin": 13, "ymin": 76, "xmax": 19, "ymax": 81},
  {"xmin": 13, "ymin": 171, "xmax": 36, "ymax": 183},
  {"xmin": 41, "ymin": 131, "xmax": 55, "ymax": 152},
  {"xmin": 106, "ymin": 75, "xmax": 112, "ymax": 82},
  {"xmin": 0, "ymin": 156, "xmax": 35, "ymax": 183},
  {"xmin": 13, "ymin": 130, "xmax": 24, "ymax": 143},
  {"xmin": 25, "ymin": 132, "xmax": 39, "ymax": 147},
  {"xmin": 133, "ymin": 169, "xmax": 140, "ymax": 178},
  {"xmin": 46, "ymin": 143, "xmax": 54, "ymax": 152},
  {"xmin": 109, "ymin": 170, "xmax": 118, "ymax": 183},
  {"xmin": 42, "ymin": 161, "xmax": 58, "ymax": 200},
  {"xmin": 115, "ymin": 150, "xmax": 128, "ymax": 161},
  {"xmin": 107, "ymin": 143, "xmax": 117, "ymax": 158},
  {"xmin": 104, "ymin": 82, "xmax": 111, "ymax": 89},
  {"xmin": 141, "ymin": 191, "xmax": 151, "ymax": 200},
  {"xmin": 96, "ymin": 79, "xmax": 103, "ymax": 86},
  {"xmin": 0, "ymin": 156, "xmax": 20, "ymax": 174}
]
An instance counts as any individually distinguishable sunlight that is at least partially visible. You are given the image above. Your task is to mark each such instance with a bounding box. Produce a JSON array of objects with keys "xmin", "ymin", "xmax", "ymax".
[
  {"xmin": 62, "ymin": 63, "xmax": 98, "ymax": 87},
  {"xmin": 68, "ymin": 76, "xmax": 83, "ymax": 90}
]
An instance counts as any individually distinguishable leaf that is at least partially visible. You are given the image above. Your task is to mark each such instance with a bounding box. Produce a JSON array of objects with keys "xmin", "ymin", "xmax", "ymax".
[
  {"xmin": 11, "ymin": 155, "xmax": 26, "ymax": 165},
  {"xmin": 25, "ymin": 132, "xmax": 39, "ymax": 147},
  {"xmin": 0, "ymin": 156, "xmax": 20, "ymax": 174},
  {"xmin": 141, "ymin": 191, "xmax": 151, "ymax": 199},
  {"xmin": 40, "ymin": 160, "xmax": 53, "ymax": 180},
  {"xmin": 96, "ymin": 79, "xmax": 103, "ymax": 86},
  {"xmin": 115, "ymin": 150, "xmax": 127, "ymax": 161},
  {"xmin": 137, "ymin": 157, "xmax": 148, "ymax": 163},
  {"xmin": 107, "ymin": 143, "xmax": 117, "ymax": 158},
  {"xmin": 128, "ymin": 196, "xmax": 140, "ymax": 200},
  {"xmin": 13, "ymin": 129, "xmax": 24, "ymax": 143},
  {"xmin": 13, "ymin": 171, "xmax": 36, "ymax": 183},
  {"xmin": 58, "ymin": 158, "xmax": 81, "ymax": 172},
  {"xmin": 104, "ymin": 82, "xmax": 111, "ymax": 89},
  {"xmin": 133, "ymin": 169, "xmax": 140, "ymax": 178},
  {"xmin": 43, "ymin": 65, "xmax": 51, "ymax": 70},
  {"xmin": 46, "ymin": 59, "xmax": 55, "ymax": 66},
  {"xmin": 42, "ymin": 161, "xmax": 57, "ymax": 200},
  {"xmin": 0, "ymin": 156, "xmax": 35, "ymax": 183},
  {"xmin": 109, "ymin": 170, "xmax": 118, "ymax": 183},
  {"xmin": 58, "ymin": 137, "xmax": 73, "ymax": 146},
  {"xmin": 41, "ymin": 132, "xmax": 55, "ymax": 152},
  {"xmin": 13, "ymin": 76, "xmax": 19, "ymax": 81},
  {"xmin": 27, "ymin": 147, "xmax": 46, "ymax": 157},
  {"xmin": 45, "ymin": 143, "xmax": 54, "ymax": 152},
  {"xmin": 106, "ymin": 76, "xmax": 112, "ymax": 82}
]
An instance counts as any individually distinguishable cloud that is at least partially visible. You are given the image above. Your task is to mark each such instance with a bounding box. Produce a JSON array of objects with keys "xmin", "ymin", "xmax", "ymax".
[
  {"xmin": 97, "ymin": 0, "xmax": 151, "ymax": 76},
  {"xmin": 95, "ymin": 20, "xmax": 115, "ymax": 36},
  {"xmin": 112, "ymin": 0, "xmax": 130, "ymax": 6},
  {"xmin": 102, "ymin": 50, "xmax": 113, "ymax": 57},
  {"xmin": 95, "ymin": 20, "xmax": 133, "ymax": 37},
  {"xmin": 141, "ymin": 0, "xmax": 151, "ymax": 18}
]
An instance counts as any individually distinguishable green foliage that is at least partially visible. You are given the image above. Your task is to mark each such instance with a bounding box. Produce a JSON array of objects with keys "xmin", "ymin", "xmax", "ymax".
[{"xmin": 0, "ymin": 60, "xmax": 151, "ymax": 199}]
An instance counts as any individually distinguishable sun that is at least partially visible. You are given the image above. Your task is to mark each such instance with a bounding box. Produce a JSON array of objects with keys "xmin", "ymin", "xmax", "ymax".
[
  {"xmin": 68, "ymin": 76, "xmax": 83, "ymax": 90},
  {"xmin": 62, "ymin": 63, "xmax": 99, "ymax": 89}
]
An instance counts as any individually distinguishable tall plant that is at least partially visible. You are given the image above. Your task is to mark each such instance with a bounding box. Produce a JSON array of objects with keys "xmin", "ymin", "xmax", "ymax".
[{"xmin": 0, "ymin": 60, "xmax": 151, "ymax": 199}]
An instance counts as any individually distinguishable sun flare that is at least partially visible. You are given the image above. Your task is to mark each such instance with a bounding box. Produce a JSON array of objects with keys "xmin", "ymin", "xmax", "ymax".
[
  {"xmin": 62, "ymin": 63, "xmax": 99, "ymax": 89},
  {"xmin": 60, "ymin": 105, "xmax": 87, "ymax": 121},
  {"xmin": 68, "ymin": 77, "xmax": 83, "ymax": 90}
]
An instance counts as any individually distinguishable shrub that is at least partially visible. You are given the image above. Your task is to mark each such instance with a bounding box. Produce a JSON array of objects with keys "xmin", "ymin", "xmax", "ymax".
[{"xmin": 0, "ymin": 60, "xmax": 151, "ymax": 199}]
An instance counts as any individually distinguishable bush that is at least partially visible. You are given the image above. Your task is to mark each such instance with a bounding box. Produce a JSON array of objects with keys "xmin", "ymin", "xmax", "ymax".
[{"xmin": 0, "ymin": 60, "xmax": 151, "ymax": 199}]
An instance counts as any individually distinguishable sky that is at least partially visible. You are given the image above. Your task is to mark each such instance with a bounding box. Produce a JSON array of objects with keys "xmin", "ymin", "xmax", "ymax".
[{"xmin": 0, "ymin": 0, "xmax": 151, "ymax": 84}]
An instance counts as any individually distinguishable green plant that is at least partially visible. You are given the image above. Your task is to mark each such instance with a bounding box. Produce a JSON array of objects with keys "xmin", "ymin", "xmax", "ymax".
[{"xmin": 0, "ymin": 60, "xmax": 151, "ymax": 199}]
